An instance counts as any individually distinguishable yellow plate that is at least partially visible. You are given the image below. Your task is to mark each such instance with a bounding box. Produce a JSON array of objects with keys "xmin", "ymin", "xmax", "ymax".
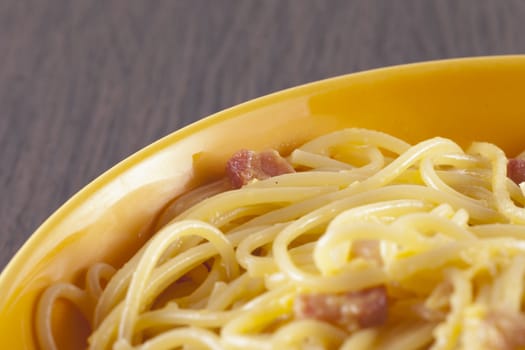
[{"xmin": 1, "ymin": 55, "xmax": 525, "ymax": 349}]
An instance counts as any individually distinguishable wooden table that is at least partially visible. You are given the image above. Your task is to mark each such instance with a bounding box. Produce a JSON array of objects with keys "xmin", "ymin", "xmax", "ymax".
[{"xmin": 2, "ymin": 0, "xmax": 525, "ymax": 270}]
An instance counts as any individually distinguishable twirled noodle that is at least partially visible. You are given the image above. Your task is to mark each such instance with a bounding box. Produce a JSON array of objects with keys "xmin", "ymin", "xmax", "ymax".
[{"xmin": 36, "ymin": 128, "xmax": 525, "ymax": 349}]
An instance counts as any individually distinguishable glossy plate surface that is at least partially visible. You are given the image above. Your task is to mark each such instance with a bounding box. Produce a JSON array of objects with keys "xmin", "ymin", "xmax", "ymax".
[{"xmin": 1, "ymin": 55, "xmax": 525, "ymax": 348}]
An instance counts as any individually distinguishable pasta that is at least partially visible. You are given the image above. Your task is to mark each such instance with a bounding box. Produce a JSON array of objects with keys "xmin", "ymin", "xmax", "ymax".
[{"xmin": 36, "ymin": 128, "xmax": 525, "ymax": 350}]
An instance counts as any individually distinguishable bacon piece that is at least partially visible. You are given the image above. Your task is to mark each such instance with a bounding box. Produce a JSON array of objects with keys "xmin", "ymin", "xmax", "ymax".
[
  {"xmin": 507, "ymin": 158, "xmax": 525, "ymax": 185},
  {"xmin": 352, "ymin": 240, "xmax": 382, "ymax": 264},
  {"xmin": 294, "ymin": 286, "xmax": 388, "ymax": 331},
  {"xmin": 225, "ymin": 149, "xmax": 295, "ymax": 188},
  {"xmin": 481, "ymin": 310, "xmax": 525, "ymax": 350}
]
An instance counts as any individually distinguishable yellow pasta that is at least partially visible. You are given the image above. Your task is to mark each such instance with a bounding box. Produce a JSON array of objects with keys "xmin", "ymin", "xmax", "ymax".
[{"xmin": 36, "ymin": 128, "xmax": 525, "ymax": 349}]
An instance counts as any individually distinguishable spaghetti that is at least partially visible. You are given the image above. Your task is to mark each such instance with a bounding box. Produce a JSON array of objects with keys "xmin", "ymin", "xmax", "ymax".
[{"xmin": 36, "ymin": 128, "xmax": 525, "ymax": 349}]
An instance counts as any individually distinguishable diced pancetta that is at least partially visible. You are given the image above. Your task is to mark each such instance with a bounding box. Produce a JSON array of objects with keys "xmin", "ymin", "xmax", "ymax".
[
  {"xmin": 294, "ymin": 286, "xmax": 388, "ymax": 331},
  {"xmin": 507, "ymin": 158, "xmax": 525, "ymax": 185},
  {"xmin": 481, "ymin": 310, "xmax": 525, "ymax": 350},
  {"xmin": 352, "ymin": 240, "xmax": 382, "ymax": 264},
  {"xmin": 225, "ymin": 149, "xmax": 295, "ymax": 188}
]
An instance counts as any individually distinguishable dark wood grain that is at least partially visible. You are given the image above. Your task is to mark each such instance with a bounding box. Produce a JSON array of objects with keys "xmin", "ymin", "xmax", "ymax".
[{"xmin": 2, "ymin": 0, "xmax": 525, "ymax": 269}]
